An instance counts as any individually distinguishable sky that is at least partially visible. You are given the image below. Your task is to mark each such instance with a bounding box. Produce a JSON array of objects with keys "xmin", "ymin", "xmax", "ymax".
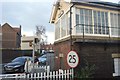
[{"xmin": 0, "ymin": 0, "xmax": 119, "ymax": 44}]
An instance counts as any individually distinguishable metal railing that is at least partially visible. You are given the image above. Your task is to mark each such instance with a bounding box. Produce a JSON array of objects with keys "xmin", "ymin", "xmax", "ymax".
[{"xmin": 73, "ymin": 24, "xmax": 120, "ymax": 39}]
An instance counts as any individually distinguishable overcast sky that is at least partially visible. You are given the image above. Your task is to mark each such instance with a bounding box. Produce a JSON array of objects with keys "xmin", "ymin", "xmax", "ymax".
[{"xmin": 0, "ymin": 0, "xmax": 119, "ymax": 43}]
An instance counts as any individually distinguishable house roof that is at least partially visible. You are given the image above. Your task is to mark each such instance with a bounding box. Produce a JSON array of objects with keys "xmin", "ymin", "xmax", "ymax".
[
  {"xmin": 1, "ymin": 23, "xmax": 21, "ymax": 35},
  {"xmin": 13, "ymin": 28, "xmax": 21, "ymax": 33},
  {"xmin": 71, "ymin": 0, "xmax": 119, "ymax": 8}
]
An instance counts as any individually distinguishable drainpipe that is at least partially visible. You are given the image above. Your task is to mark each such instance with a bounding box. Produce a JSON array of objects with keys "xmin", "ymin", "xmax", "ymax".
[{"xmin": 70, "ymin": 4, "xmax": 75, "ymax": 50}]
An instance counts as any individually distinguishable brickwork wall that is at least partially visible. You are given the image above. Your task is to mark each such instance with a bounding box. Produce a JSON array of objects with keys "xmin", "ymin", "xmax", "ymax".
[
  {"xmin": 54, "ymin": 40, "xmax": 120, "ymax": 78},
  {"xmin": 54, "ymin": 40, "xmax": 71, "ymax": 70}
]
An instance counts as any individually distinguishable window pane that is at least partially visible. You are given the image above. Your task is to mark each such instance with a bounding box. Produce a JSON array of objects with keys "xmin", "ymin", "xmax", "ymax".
[
  {"xmin": 98, "ymin": 11, "xmax": 101, "ymax": 34},
  {"xmin": 76, "ymin": 14, "xmax": 80, "ymax": 33},
  {"xmin": 85, "ymin": 10, "xmax": 88, "ymax": 33},
  {"xmin": 101, "ymin": 12, "xmax": 105, "ymax": 34},
  {"xmin": 111, "ymin": 13, "xmax": 119, "ymax": 36},
  {"xmin": 55, "ymin": 20, "xmax": 60, "ymax": 40},
  {"xmin": 89, "ymin": 10, "xmax": 93, "ymax": 34},
  {"xmin": 80, "ymin": 9, "xmax": 84, "ymax": 33},
  {"xmin": 105, "ymin": 12, "xmax": 109, "ymax": 35},
  {"xmin": 61, "ymin": 15, "xmax": 66, "ymax": 37},
  {"xmin": 94, "ymin": 11, "xmax": 98, "ymax": 34}
]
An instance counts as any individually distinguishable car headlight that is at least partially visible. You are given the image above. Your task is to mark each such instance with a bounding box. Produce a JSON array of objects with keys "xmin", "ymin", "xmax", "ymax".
[{"xmin": 14, "ymin": 65, "xmax": 21, "ymax": 68}]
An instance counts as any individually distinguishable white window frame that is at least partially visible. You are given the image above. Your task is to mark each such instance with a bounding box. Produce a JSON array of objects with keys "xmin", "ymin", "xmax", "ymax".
[{"xmin": 113, "ymin": 58, "xmax": 120, "ymax": 77}]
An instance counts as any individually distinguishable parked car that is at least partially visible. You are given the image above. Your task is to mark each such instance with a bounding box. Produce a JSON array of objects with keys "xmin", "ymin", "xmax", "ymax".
[
  {"xmin": 4, "ymin": 56, "xmax": 32, "ymax": 73},
  {"xmin": 38, "ymin": 51, "xmax": 54, "ymax": 65},
  {"xmin": 38, "ymin": 54, "xmax": 47, "ymax": 65}
]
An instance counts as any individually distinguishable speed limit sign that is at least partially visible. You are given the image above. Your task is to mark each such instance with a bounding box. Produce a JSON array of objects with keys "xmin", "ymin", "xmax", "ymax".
[{"xmin": 67, "ymin": 51, "xmax": 79, "ymax": 68}]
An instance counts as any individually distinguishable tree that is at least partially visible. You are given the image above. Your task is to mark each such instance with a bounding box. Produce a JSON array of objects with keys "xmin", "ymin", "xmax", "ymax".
[
  {"xmin": 36, "ymin": 25, "xmax": 46, "ymax": 36},
  {"xmin": 35, "ymin": 25, "xmax": 47, "ymax": 53},
  {"xmin": 35, "ymin": 25, "xmax": 47, "ymax": 44}
]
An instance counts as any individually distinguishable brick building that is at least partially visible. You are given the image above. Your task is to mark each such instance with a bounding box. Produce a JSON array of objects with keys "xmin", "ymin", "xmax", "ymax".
[
  {"xmin": 41, "ymin": 43, "xmax": 54, "ymax": 51},
  {"xmin": 50, "ymin": 0, "xmax": 120, "ymax": 78},
  {"xmin": 0, "ymin": 23, "xmax": 22, "ymax": 63},
  {"xmin": 1, "ymin": 23, "xmax": 21, "ymax": 49}
]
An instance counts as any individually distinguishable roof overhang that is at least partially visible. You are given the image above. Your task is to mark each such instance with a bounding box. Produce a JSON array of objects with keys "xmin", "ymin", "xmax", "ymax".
[
  {"xmin": 49, "ymin": 1, "xmax": 60, "ymax": 24},
  {"xmin": 71, "ymin": 0, "xmax": 119, "ymax": 10}
]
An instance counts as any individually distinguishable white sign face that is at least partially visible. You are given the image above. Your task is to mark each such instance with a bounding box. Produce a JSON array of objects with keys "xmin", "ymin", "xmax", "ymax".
[{"xmin": 67, "ymin": 51, "xmax": 79, "ymax": 68}]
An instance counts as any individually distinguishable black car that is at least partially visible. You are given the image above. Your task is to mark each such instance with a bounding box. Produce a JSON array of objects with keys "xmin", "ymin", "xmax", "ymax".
[{"xmin": 4, "ymin": 56, "xmax": 32, "ymax": 73}]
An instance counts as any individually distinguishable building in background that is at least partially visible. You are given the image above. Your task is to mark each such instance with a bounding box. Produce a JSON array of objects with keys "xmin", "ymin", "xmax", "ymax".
[
  {"xmin": 0, "ymin": 23, "xmax": 21, "ymax": 49},
  {"xmin": 21, "ymin": 36, "xmax": 39, "ymax": 50},
  {"xmin": 50, "ymin": 0, "xmax": 120, "ymax": 78},
  {"xmin": 0, "ymin": 23, "xmax": 22, "ymax": 63},
  {"xmin": 40, "ymin": 43, "xmax": 54, "ymax": 52}
]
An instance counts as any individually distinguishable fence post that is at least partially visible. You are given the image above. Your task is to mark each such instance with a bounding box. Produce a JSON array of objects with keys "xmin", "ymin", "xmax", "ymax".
[
  {"xmin": 34, "ymin": 73, "xmax": 36, "ymax": 79},
  {"xmin": 53, "ymin": 71, "xmax": 55, "ymax": 80},
  {"xmin": 47, "ymin": 66, "xmax": 50, "ymax": 73},
  {"xmin": 64, "ymin": 70, "xmax": 67, "ymax": 79},
  {"xmin": 37, "ymin": 73, "xmax": 40, "ymax": 79},
  {"xmin": 72, "ymin": 68, "xmax": 74, "ymax": 79},
  {"xmin": 56, "ymin": 71, "xmax": 58, "ymax": 79},
  {"xmin": 41, "ymin": 73, "xmax": 43, "ymax": 79},
  {"xmin": 27, "ymin": 74, "xmax": 30, "ymax": 79},
  {"xmin": 31, "ymin": 73, "xmax": 33, "ymax": 80},
  {"xmin": 44, "ymin": 72, "xmax": 46, "ymax": 80},
  {"xmin": 60, "ymin": 69, "xmax": 63, "ymax": 80},
  {"xmin": 50, "ymin": 72, "xmax": 52, "ymax": 79},
  {"xmin": 67, "ymin": 70, "xmax": 69, "ymax": 78},
  {"xmin": 59, "ymin": 69, "xmax": 62, "ymax": 79}
]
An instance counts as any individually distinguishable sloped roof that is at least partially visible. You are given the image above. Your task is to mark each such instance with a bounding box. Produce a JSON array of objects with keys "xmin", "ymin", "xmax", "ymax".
[
  {"xmin": 71, "ymin": 0, "xmax": 119, "ymax": 8},
  {"xmin": 1, "ymin": 23, "xmax": 21, "ymax": 35},
  {"xmin": 13, "ymin": 28, "xmax": 20, "ymax": 33}
]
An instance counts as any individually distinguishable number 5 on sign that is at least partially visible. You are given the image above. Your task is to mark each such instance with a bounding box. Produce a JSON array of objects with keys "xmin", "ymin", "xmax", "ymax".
[{"xmin": 67, "ymin": 51, "xmax": 79, "ymax": 68}]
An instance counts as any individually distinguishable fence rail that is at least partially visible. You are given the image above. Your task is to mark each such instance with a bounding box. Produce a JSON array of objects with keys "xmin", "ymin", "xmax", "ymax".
[{"xmin": 0, "ymin": 69, "xmax": 73, "ymax": 80}]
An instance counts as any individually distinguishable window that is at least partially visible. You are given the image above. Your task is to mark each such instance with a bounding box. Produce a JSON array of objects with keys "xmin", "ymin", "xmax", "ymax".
[
  {"xmin": 93, "ymin": 10, "xmax": 109, "ymax": 35},
  {"xmin": 94, "ymin": 11, "xmax": 98, "ymax": 34},
  {"xmin": 89, "ymin": 10, "xmax": 93, "ymax": 34},
  {"xmin": 105, "ymin": 12, "xmax": 109, "ymax": 35},
  {"xmin": 67, "ymin": 12, "xmax": 70, "ymax": 35},
  {"xmin": 75, "ymin": 8, "xmax": 110, "ymax": 35},
  {"xmin": 61, "ymin": 15, "xmax": 66, "ymax": 37},
  {"xmin": 55, "ymin": 20, "xmax": 60, "ymax": 40},
  {"xmin": 98, "ymin": 11, "xmax": 101, "ymax": 34},
  {"xmin": 76, "ymin": 14, "xmax": 80, "ymax": 33},
  {"xmin": 111, "ymin": 13, "xmax": 119, "ymax": 36},
  {"xmin": 113, "ymin": 58, "xmax": 120, "ymax": 76},
  {"xmin": 76, "ymin": 8, "xmax": 92, "ymax": 34},
  {"xmin": 101, "ymin": 12, "xmax": 105, "ymax": 34},
  {"xmin": 55, "ymin": 12, "xmax": 70, "ymax": 40}
]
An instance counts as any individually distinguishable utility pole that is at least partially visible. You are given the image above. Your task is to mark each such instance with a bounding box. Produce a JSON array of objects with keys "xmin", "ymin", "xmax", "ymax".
[
  {"xmin": 32, "ymin": 38, "xmax": 35, "ymax": 69},
  {"xmin": 32, "ymin": 37, "xmax": 39, "ymax": 69}
]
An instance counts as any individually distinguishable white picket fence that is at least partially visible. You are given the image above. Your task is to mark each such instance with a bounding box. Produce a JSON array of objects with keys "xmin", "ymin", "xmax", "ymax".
[{"xmin": 0, "ymin": 69, "xmax": 74, "ymax": 80}]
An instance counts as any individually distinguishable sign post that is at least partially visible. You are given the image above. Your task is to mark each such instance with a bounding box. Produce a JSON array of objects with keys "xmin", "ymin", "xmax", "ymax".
[{"xmin": 67, "ymin": 51, "xmax": 79, "ymax": 78}]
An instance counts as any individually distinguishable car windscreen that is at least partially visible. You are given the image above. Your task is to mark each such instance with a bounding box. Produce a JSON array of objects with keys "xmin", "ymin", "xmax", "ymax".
[
  {"xmin": 41, "ymin": 55, "xmax": 47, "ymax": 58},
  {"xmin": 12, "ymin": 57, "xmax": 26, "ymax": 63}
]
